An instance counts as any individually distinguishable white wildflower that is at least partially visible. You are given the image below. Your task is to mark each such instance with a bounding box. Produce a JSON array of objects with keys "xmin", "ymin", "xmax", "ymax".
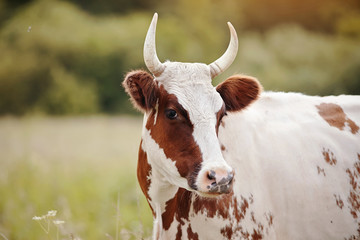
[
  {"xmin": 47, "ymin": 210, "xmax": 57, "ymax": 217},
  {"xmin": 32, "ymin": 216, "xmax": 44, "ymax": 221},
  {"xmin": 53, "ymin": 220, "xmax": 65, "ymax": 225}
]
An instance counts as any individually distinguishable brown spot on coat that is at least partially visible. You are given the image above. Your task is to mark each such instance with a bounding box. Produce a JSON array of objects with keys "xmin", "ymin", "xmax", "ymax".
[
  {"xmin": 316, "ymin": 103, "xmax": 359, "ymax": 134},
  {"xmin": 249, "ymin": 194, "xmax": 254, "ymax": 204},
  {"xmin": 322, "ymin": 148, "xmax": 337, "ymax": 165},
  {"xmin": 162, "ymin": 188, "xmax": 192, "ymax": 230},
  {"xmin": 347, "ymin": 167, "xmax": 360, "ymax": 219},
  {"xmin": 219, "ymin": 195, "xmax": 270, "ymax": 239},
  {"xmin": 347, "ymin": 168, "xmax": 357, "ymax": 191},
  {"xmin": 240, "ymin": 197, "xmax": 250, "ymax": 221},
  {"xmin": 193, "ymin": 193, "xmax": 233, "ymax": 219},
  {"xmin": 162, "ymin": 189, "xmax": 270, "ymax": 239},
  {"xmin": 265, "ymin": 212, "xmax": 274, "ymax": 227},
  {"xmin": 251, "ymin": 212, "xmax": 257, "ymax": 224},
  {"xmin": 344, "ymin": 153, "xmax": 360, "ymax": 239},
  {"xmin": 220, "ymin": 225, "xmax": 233, "ymax": 239},
  {"xmin": 187, "ymin": 224, "xmax": 199, "ymax": 240},
  {"xmin": 137, "ymin": 142, "xmax": 154, "ymax": 215},
  {"xmin": 334, "ymin": 194, "xmax": 344, "ymax": 209},
  {"xmin": 251, "ymin": 228, "xmax": 263, "ymax": 240},
  {"xmin": 162, "ymin": 190, "xmax": 254, "ymax": 237},
  {"xmin": 317, "ymin": 166, "xmax": 326, "ymax": 176},
  {"xmin": 175, "ymin": 224, "xmax": 182, "ymax": 240}
]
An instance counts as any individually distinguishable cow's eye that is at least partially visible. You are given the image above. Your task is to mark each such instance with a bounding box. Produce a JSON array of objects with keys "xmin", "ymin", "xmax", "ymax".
[{"xmin": 165, "ymin": 109, "xmax": 178, "ymax": 119}]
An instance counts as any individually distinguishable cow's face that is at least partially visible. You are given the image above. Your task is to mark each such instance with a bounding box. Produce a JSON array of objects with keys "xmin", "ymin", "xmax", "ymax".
[
  {"xmin": 122, "ymin": 13, "xmax": 261, "ymax": 197},
  {"xmin": 123, "ymin": 66, "xmax": 261, "ymax": 197}
]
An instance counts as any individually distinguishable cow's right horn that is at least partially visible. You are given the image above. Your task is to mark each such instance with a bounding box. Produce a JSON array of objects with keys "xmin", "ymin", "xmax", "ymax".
[
  {"xmin": 208, "ymin": 22, "xmax": 238, "ymax": 78},
  {"xmin": 144, "ymin": 13, "xmax": 165, "ymax": 77}
]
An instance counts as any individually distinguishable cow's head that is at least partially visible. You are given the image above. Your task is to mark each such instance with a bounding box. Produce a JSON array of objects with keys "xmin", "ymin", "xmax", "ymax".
[{"xmin": 123, "ymin": 14, "xmax": 261, "ymax": 198}]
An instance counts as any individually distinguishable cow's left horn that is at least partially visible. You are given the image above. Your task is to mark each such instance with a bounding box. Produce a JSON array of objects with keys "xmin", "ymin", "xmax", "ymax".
[
  {"xmin": 208, "ymin": 22, "xmax": 238, "ymax": 78},
  {"xmin": 144, "ymin": 13, "xmax": 165, "ymax": 77}
]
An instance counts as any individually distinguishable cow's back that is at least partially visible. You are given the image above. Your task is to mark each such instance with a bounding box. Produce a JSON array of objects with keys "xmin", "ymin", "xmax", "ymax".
[{"xmin": 218, "ymin": 92, "xmax": 360, "ymax": 239}]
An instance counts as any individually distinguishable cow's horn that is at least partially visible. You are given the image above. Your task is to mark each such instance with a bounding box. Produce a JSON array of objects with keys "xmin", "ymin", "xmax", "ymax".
[
  {"xmin": 209, "ymin": 22, "xmax": 238, "ymax": 78},
  {"xmin": 144, "ymin": 13, "xmax": 165, "ymax": 77}
]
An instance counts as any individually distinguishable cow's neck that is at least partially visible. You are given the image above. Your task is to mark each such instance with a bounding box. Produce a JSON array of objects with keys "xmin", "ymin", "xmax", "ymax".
[
  {"xmin": 138, "ymin": 141, "xmax": 191, "ymax": 238},
  {"xmin": 137, "ymin": 139, "xmax": 178, "ymax": 212}
]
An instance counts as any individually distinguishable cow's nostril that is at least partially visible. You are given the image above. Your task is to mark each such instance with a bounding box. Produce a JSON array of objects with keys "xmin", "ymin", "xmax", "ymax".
[
  {"xmin": 207, "ymin": 170, "xmax": 216, "ymax": 181},
  {"xmin": 228, "ymin": 172, "xmax": 234, "ymax": 182},
  {"xmin": 228, "ymin": 176, "xmax": 233, "ymax": 185}
]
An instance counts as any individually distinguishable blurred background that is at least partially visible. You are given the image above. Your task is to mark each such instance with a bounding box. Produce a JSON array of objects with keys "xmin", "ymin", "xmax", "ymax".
[{"xmin": 0, "ymin": 0, "xmax": 359, "ymax": 239}]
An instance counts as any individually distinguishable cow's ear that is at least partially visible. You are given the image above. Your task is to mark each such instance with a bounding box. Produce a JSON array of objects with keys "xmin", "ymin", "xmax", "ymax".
[
  {"xmin": 216, "ymin": 75, "xmax": 262, "ymax": 112},
  {"xmin": 123, "ymin": 70, "xmax": 158, "ymax": 112}
]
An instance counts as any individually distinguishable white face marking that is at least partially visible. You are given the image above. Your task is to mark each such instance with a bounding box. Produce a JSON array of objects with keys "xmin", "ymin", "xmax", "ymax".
[
  {"xmin": 153, "ymin": 99, "xmax": 159, "ymax": 125},
  {"xmin": 156, "ymin": 62, "xmax": 233, "ymax": 192}
]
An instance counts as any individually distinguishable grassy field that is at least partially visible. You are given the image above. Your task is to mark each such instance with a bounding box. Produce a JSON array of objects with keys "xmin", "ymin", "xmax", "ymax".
[{"xmin": 0, "ymin": 116, "xmax": 153, "ymax": 240}]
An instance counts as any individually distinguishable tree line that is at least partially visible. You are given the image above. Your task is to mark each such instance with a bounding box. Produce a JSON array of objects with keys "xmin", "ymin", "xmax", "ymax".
[{"xmin": 0, "ymin": 0, "xmax": 359, "ymax": 115}]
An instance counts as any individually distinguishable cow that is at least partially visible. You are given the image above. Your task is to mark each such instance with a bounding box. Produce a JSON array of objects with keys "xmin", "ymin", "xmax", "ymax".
[{"xmin": 122, "ymin": 13, "xmax": 360, "ymax": 240}]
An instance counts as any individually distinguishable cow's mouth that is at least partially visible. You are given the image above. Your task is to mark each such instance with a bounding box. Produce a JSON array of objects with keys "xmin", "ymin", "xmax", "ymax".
[
  {"xmin": 194, "ymin": 180, "xmax": 234, "ymax": 198},
  {"xmin": 208, "ymin": 181, "xmax": 233, "ymax": 194},
  {"xmin": 195, "ymin": 188, "xmax": 233, "ymax": 199}
]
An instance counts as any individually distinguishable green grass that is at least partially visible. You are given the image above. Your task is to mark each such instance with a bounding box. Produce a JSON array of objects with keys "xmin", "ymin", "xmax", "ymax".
[{"xmin": 0, "ymin": 116, "xmax": 153, "ymax": 240}]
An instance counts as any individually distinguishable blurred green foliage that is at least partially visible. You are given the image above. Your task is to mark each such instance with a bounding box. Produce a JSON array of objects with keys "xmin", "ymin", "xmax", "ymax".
[
  {"xmin": 0, "ymin": 0, "xmax": 359, "ymax": 115},
  {"xmin": 229, "ymin": 26, "xmax": 360, "ymax": 95}
]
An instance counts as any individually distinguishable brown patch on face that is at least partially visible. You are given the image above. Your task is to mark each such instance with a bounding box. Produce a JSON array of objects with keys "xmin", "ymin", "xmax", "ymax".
[
  {"xmin": 216, "ymin": 75, "xmax": 262, "ymax": 112},
  {"xmin": 146, "ymin": 85, "xmax": 203, "ymax": 189},
  {"xmin": 322, "ymin": 148, "xmax": 337, "ymax": 165},
  {"xmin": 187, "ymin": 224, "xmax": 199, "ymax": 240},
  {"xmin": 334, "ymin": 194, "xmax": 344, "ymax": 209},
  {"xmin": 137, "ymin": 141, "xmax": 154, "ymax": 216},
  {"xmin": 316, "ymin": 103, "xmax": 359, "ymax": 134},
  {"xmin": 317, "ymin": 166, "xmax": 326, "ymax": 176}
]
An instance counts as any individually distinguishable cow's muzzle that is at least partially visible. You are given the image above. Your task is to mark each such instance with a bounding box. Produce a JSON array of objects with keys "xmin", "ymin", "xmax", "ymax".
[
  {"xmin": 198, "ymin": 169, "xmax": 234, "ymax": 195},
  {"xmin": 206, "ymin": 170, "xmax": 234, "ymax": 194}
]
